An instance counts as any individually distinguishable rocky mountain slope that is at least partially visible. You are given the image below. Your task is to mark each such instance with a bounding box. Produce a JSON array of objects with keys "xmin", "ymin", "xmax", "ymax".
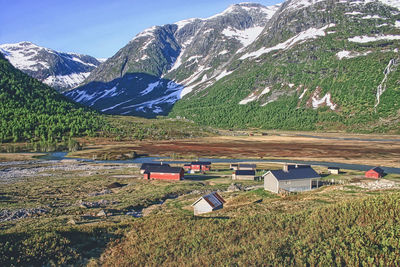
[
  {"xmin": 67, "ymin": 0, "xmax": 400, "ymax": 132},
  {"xmin": 65, "ymin": 3, "xmax": 280, "ymax": 116},
  {"xmin": 0, "ymin": 42, "xmax": 103, "ymax": 91},
  {"xmin": 170, "ymin": 0, "xmax": 400, "ymax": 132}
]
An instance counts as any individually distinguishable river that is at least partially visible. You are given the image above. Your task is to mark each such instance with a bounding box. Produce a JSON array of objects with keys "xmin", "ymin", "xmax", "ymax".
[{"xmin": 39, "ymin": 152, "xmax": 400, "ymax": 174}]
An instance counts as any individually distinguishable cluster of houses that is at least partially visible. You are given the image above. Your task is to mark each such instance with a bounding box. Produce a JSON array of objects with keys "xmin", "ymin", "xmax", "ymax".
[
  {"xmin": 183, "ymin": 161, "xmax": 212, "ymax": 173},
  {"xmin": 139, "ymin": 161, "xmax": 212, "ymax": 181},
  {"xmin": 139, "ymin": 161, "xmax": 385, "ymax": 215}
]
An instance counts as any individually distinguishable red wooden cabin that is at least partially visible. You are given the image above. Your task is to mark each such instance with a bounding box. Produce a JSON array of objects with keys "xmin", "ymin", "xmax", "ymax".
[
  {"xmin": 365, "ymin": 167, "xmax": 384, "ymax": 179},
  {"xmin": 144, "ymin": 166, "xmax": 184, "ymax": 180},
  {"xmin": 190, "ymin": 161, "xmax": 211, "ymax": 172}
]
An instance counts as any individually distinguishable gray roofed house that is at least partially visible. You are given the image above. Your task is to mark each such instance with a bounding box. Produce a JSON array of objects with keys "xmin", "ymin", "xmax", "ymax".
[
  {"xmin": 263, "ymin": 164, "xmax": 321, "ymax": 193},
  {"xmin": 232, "ymin": 170, "xmax": 256, "ymax": 180},
  {"xmin": 191, "ymin": 192, "xmax": 225, "ymax": 215}
]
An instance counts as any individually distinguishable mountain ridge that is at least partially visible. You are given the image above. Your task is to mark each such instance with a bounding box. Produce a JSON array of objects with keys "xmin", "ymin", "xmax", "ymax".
[{"xmin": 0, "ymin": 41, "xmax": 103, "ymax": 91}]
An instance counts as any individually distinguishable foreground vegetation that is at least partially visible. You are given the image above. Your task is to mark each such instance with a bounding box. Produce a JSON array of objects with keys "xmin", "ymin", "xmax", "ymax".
[{"xmin": 1, "ymin": 160, "xmax": 400, "ymax": 266}]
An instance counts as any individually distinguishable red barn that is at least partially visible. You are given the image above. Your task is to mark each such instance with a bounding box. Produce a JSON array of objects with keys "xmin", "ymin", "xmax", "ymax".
[
  {"xmin": 183, "ymin": 164, "xmax": 192, "ymax": 171},
  {"xmin": 365, "ymin": 167, "xmax": 384, "ymax": 179},
  {"xmin": 144, "ymin": 166, "xmax": 184, "ymax": 180},
  {"xmin": 190, "ymin": 161, "xmax": 211, "ymax": 172},
  {"xmin": 139, "ymin": 163, "xmax": 170, "ymax": 174}
]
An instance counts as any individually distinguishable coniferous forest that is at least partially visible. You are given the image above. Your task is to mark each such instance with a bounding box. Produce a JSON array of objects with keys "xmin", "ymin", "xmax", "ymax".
[{"xmin": 0, "ymin": 54, "xmax": 105, "ymax": 145}]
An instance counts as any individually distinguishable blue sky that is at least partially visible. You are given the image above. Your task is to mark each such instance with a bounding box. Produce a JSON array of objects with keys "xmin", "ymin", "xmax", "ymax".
[{"xmin": 0, "ymin": 0, "xmax": 282, "ymax": 58}]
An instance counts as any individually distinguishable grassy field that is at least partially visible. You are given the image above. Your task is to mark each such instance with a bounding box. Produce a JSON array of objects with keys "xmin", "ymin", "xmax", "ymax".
[{"xmin": 1, "ymin": 160, "xmax": 400, "ymax": 266}]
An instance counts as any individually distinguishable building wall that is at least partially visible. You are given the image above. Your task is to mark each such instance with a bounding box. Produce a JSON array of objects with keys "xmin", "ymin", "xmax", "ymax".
[
  {"xmin": 239, "ymin": 167, "xmax": 256, "ymax": 171},
  {"xmin": 193, "ymin": 199, "xmax": 214, "ymax": 215},
  {"xmin": 278, "ymin": 178, "xmax": 312, "ymax": 192},
  {"xmin": 365, "ymin": 170, "xmax": 381, "ymax": 179},
  {"xmin": 264, "ymin": 173, "xmax": 279, "ymax": 193},
  {"xmin": 328, "ymin": 169, "xmax": 339, "ymax": 175},
  {"xmin": 150, "ymin": 172, "xmax": 182, "ymax": 180},
  {"xmin": 234, "ymin": 175, "xmax": 255, "ymax": 181}
]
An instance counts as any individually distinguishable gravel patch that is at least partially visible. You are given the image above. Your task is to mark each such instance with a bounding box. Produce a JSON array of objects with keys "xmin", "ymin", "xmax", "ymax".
[{"xmin": 0, "ymin": 208, "xmax": 49, "ymax": 222}]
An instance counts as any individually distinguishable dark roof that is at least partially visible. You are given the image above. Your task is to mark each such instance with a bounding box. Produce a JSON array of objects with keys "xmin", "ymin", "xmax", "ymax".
[
  {"xmin": 140, "ymin": 163, "xmax": 170, "ymax": 170},
  {"xmin": 191, "ymin": 161, "xmax": 211, "ymax": 165},
  {"xmin": 239, "ymin": 164, "xmax": 256, "ymax": 168},
  {"xmin": 328, "ymin": 167, "xmax": 340, "ymax": 170},
  {"xmin": 370, "ymin": 167, "xmax": 384, "ymax": 174},
  {"xmin": 235, "ymin": 170, "xmax": 255, "ymax": 176},
  {"xmin": 267, "ymin": 167, "xmax": 320, "ymax": 181},
  {"xmin": 144, "ymin": 166, "xmax": 183, "ymax": 174}
]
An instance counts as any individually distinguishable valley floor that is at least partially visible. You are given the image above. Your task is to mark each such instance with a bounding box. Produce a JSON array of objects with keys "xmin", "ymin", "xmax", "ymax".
[
  {"xmin": 1, "ymin": 156, "xmax": 400, "ymax": 265},
  {"xmin": 69, "ymin": 131, "xmax": 400, "ymax": 167}
]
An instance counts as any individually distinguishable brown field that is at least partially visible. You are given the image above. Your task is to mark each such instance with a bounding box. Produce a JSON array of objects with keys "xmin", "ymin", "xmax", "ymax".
[
  {"xmin": 0, "ymin": 153, "xmax": 45, "ymax": 162},
  {"xmin": 70, "ymin": 132, "xmax": 400, "ymax": 167}
]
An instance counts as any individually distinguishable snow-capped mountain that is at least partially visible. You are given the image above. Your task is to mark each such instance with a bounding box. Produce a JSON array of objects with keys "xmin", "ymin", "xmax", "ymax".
[
  {"xmin": 66, "ymin": 3, "xmax": 281, "ymax": 116},
  {"xmin": 67, "ymin": 0, "xmax": 400, "ymax": 132},
  {"xmin": 0, "ymin": 42, "xmax": 103, "ymax": 91}
]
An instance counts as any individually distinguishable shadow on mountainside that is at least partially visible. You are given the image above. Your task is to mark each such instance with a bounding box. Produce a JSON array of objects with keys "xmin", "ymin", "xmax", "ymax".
[{"xmin": 64, "ymin": 72, "xmax": 184, "ymax": 118}]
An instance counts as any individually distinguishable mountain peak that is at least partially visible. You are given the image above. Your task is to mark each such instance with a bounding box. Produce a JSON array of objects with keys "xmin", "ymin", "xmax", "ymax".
[{"xmin": 0, "ymin": 42, "xmax": 102, "ymax": 91}]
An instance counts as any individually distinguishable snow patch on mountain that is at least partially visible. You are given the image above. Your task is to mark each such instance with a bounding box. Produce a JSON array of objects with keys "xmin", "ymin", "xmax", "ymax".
[
  {"xmin": 286, "ymin": 0, "xmax": 325, "ymax": 11},
  {"xmin": 395, "ymin": 21, "xmax": 400, "ymax": 28},
  {"xmin": 240, "ymin": 24, "xmax": 335, "ymax": 60},
  {"xmin": 299, "ymin": 88, "xmax": 308, "ymax": 99},
  {"xmin": 239, "ymin": 86, "xmax": 271, "ymax": 105},
  {"xmin": 140, "ymin": 81, "xmax": 161, "ymax": 96},
  {"xmin": 336, "ymin": 50, "xmax": 372, "ymax": 59},
  {"xmin": 123, "ymin": 82, "xmax": 184, "ymax": 113},
  {"xmin": 43, "ymin": 72, "xmax": 91, "ymax": 89},
  {"xmin": 345, "ymin": 11, "xmax": 363, "ymax": 15},
  {"xmin": 215, "ymin": 70, "xmax": 234, "ymax": 81},
  {"xmin": 175, "ymin": 18, "xmax": 197, "ymax": 30},
  {"xmin": 378, "ymin": 0, "xmax": 400, "ymax": 9},
  {"xmin": 362, "ymin": 15, "xmax": 386, "ymax": 19},
  {"xmin": 222, "ymin": 26, "xmax": 264, "ymax": 49},
  {"xmin": 348, "ymin": 34, "xmax": 400, "ymax": 43},
  {"xmin": 0, "ymin": 42, "xmax": 49, "ymax": 71},
  {"xmin": 309, "ymin": 87, "xmax": 337, "ymax": 110},
  {"xmin": 101, "ymin": 99, "xmax": 132, "ymax": 112}
]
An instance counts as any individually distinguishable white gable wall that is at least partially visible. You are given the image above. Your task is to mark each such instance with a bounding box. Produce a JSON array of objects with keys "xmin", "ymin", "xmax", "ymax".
[
  {"xmin": 193, "ymin": 198, "xmax": 214, "ymax": 215},
  {"xmin": 264, "ymin": 172, "xmax": 279, "ymax": 193}
]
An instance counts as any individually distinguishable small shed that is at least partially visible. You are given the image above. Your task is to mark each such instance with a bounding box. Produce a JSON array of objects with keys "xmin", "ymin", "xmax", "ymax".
[
  {"xmin": 190, "ymin": 161, "xmax": 211, "ymax": 172},
  {"xmin": 365, "ymin": 167, "xmax": 384, "ymax": 179},
  {"xmin": 239, "ymin": 164, "xmax": 257, "ymax": 170},
  {"xmin": 263, "ymin": 164, "xmax": 321, "ymax": 193},
  {"xmin": 144, "ymin": 166, "xmax": 184, "ymax": 180},
  {"xmin": 230, "ymin": 163, "xmax": 239, "ymax": 170},
  {"xmin": 191, "ymin": 192, "xmax": 225, "ymax": 215},
  {"xmin": 140, "ymin": 163, "xmax": 170, "ymax": 174},
  {"xmin": 232, "ymin": 170, "xmax": 256, "ymax": 180},
  {"xmin": 328, "ymin": 167, "xmax": 340, "ymax": 175}
]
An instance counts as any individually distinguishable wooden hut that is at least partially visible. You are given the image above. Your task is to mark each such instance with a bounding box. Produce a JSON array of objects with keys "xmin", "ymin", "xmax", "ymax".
[
  {"xmin": 365, "ymin": 167, "xmax": 384, "ymax": 179},
  {"xmin": 191, "ymin": 192, "xmax": 225, "ymax": 215},
  {"xmin": 144, "ymin": 166, "xmax": 184, "ymax": 180}
]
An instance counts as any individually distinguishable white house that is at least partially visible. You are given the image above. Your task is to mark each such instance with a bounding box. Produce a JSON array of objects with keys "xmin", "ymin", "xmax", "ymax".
[{"xmin": 191, "ymin": 192, "xmax": 225, "ymax": 215}]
